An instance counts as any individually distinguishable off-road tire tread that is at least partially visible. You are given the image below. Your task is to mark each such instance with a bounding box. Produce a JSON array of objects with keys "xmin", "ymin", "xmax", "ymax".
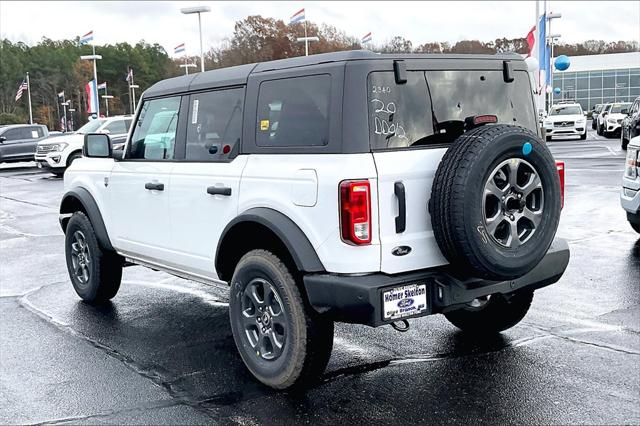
[
  {"xmin": 230, "ymin": 249, "xmax": 333, "ymax": 389},
  {"xmin": 65, "ymin": 212, "xmax": 122, "ymax": 302},
  {"xmin": 429, "ymin": 125, "xmax": 551, "ymax": 279},
  {"xmin": 444, "ymin": 290, "xmax": 534, "ymax": 333}
]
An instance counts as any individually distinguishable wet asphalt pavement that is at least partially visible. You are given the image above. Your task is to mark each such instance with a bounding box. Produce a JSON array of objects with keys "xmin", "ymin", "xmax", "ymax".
[{"xmin": 1, "ymin": 127, "xmax": 638, "ymax": 425}]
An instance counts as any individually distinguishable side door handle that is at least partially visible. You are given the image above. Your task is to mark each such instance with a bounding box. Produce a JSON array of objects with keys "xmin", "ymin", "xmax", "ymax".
[
  {"xmin": 207, "ymin": 186, "xmax": 232, "ymax": 196},
  {"xmin": 144, "ymin": 182, "xmax": 164, "ymax": 191},
  {"xmin": 394, "ymin": 181, "xmax": 406, "ymax": 233}
]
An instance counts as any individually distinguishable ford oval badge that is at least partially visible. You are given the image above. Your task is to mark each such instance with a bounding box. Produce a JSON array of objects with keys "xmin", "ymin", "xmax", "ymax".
[
  {"xmin": 397, "ymin": 298, "xmax": 414, "ymax": 308},
  {"xmin": 392, "ymin": 246, "xmax": 412, "ymax": 256}
]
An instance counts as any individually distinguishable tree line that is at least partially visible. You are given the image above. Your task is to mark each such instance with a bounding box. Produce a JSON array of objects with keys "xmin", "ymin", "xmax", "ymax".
[{"xmin": 2, "ymin": 14, "xmax": 637, "ymax": 128}]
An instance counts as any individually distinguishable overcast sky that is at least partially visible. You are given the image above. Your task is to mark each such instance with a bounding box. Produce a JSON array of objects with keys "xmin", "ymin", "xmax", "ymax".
[{"xmin": 1, "ymin": 1, "xmax": 638, "ymax": 57}]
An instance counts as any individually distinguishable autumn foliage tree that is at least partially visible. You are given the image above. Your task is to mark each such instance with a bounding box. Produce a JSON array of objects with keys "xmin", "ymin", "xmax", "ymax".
[{"xmin": 1, "ymin": 13, "xmax": 637, "ymax": 127}]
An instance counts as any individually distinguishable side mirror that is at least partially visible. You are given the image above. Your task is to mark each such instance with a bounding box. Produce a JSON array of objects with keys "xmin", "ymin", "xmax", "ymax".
[
  {"xmin": 0, "ymin": 136, "xmax": 5, "ymax": 143},
  {"xmin": 583, "ymin": 112, "xmax": 587, "ymax": 116},
  {"xmin": 83, "ymin": 133, "xmax": 112, "ymax": 158}
]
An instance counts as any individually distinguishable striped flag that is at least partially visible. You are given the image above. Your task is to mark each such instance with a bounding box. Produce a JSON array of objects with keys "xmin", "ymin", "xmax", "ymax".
[
  {"xmin": 289, "ymin": 8, "xmax": 305, "ymax": 24},
  {"xmin": 125, "ymin": 68, "xmax": 133, "ymax": 84},
  {"xmin": 174, "ymin": 43, "xmax": 186, "ymax": 54},
  {"xmin": 57, "ymin": 91, "xmax": 65, "ymax": 99},
  {"xmin": 85, "ymin": 79, "xmax": 98, "ymax": 114},
  {"xmin": 15, "ymin": 80, "xmax": 28, "ymax": 102},
  {"xmin": 97, "ymin": 82, "xmax": 107, "ymax": 90},
  {"xmin": 361, "ymin": 32, "xmax": 372, "ymax": 44},
  {"xmin": 80, "ymin": 30, "xmax": 94, "ymax": 45}
]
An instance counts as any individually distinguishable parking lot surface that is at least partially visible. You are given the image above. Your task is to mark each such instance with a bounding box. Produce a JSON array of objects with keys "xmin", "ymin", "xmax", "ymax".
[{"xmin": 1, "ymin": 128, "xmax": 638, "ymax": 425}]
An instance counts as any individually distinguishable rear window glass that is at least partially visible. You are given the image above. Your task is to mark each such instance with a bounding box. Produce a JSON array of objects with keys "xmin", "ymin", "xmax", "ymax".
[
  {"xmin": 256, "ymin": 75, "xmax": 330, "ymax": 147},
  {"xmin": 368, "ymin": 69, "xmax": 537, "ymax": 150},
  {"xmin": 368, "ymin": 71, "xmax": 433, "ymax": 149}
]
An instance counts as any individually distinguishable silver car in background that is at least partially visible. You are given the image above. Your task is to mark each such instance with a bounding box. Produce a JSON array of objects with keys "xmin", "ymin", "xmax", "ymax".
[{"xmin": 622, "ymin": 135, "xmax": 640, "ymax": 233}]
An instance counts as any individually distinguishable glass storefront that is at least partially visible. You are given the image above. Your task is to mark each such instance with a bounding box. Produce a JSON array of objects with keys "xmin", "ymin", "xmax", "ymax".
[{"xmin": 553, "ymin": 67, "xmax": 640, "ymax": 111}]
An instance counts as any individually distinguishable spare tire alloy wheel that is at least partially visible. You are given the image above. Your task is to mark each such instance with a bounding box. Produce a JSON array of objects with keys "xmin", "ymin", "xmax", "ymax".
[
  {"xmin": 483, "ymin": 158, "xmax": 543, "ymax": 248},
  {"xmin": 430, "ymin": 124, "xmax": 561, "ymax": 280}
]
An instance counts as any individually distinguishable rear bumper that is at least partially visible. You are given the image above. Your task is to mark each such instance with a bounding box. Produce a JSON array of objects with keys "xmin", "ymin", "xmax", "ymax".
[{"xmin": 304, "ymin": 238, "xmax": 570, "ymax": 327}]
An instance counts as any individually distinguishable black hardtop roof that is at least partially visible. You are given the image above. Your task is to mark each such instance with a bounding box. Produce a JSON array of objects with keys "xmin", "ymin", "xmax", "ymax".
[{"xmin": 143, "ymin": 50, "xmax": 524, "ymax": 98}]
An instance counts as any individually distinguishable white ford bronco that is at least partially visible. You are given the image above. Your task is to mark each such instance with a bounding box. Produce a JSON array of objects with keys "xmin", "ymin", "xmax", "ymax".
[{"xmin": 60, "ymin": 51, "xmax": 570, "ymax": 389}]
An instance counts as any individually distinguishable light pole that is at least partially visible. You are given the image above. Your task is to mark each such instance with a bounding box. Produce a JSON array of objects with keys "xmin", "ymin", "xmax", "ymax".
[
  {"xmin": 546, "ymin": 12, "xmax": 562, "ymax": 111},
  {"xmin": 68, "ymin": 108, "xmax": 76, "ymax": 131},
  {"xmin": 101, "ymin": 95, "xmax": 113, "ymax": 117},
  {"xmin": 296, "ymin": 36, "xmax": 319, "ymax": 56},
  {"xmin": 60, "ymin": 101, "xmax": 69, "ymax": 132},
  {"xmin": 80, "ymin": 49, "xmax": 102, "ymax": 116},
  {"xmin": 180, "ymin": 6, "xmax": 211, "ymax": 72},
  {"xmin": 547, "ymin": 33, "xmax": 561, "ymax": 106},
  {"xmin": 129, "ymin": 84, "xmax": 139, "ymax": 112},
  {"xmin": 180, "ymin": 63, "xmax": 197, "ymax": 75}
]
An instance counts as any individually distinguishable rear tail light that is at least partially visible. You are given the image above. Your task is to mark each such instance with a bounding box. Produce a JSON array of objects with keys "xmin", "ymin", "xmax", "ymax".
[
  {"xmin": 556, "ymin": 161, "xmax": 565, "ymax": 209},
  {"xmin": 339, "ymin": 180, "xmax": 372, "ymax": 245}
]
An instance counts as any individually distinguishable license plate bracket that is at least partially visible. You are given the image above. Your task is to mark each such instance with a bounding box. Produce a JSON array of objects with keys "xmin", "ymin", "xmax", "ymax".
[{"xmin": 382, "ymin": 283, "xmax": 428, "ymax": 321}]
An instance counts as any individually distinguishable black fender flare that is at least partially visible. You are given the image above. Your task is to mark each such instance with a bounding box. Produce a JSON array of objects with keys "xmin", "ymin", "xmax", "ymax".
[
  {"xmin": 215, "ymin": 208, "xmax": 325, "ymax": 278},
  {"xmin": 59, "ymin": 187, "xmax": 114, "ymax": 251}
]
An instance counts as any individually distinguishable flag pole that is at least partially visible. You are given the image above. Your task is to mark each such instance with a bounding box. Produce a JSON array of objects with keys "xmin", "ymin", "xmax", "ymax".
[
  {"xmin": 304, "ymin": 19, "xmax": 308, "ymax": 56},
  {"xmin": 26, "ymin": 72, "xmax": 33, "ymax": 124},
  {"xmin": 104, "ymin": 83, "xmax": 110, "ymax": 117}
]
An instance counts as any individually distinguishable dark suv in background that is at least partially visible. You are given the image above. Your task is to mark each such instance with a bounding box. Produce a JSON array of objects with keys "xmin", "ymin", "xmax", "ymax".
[
  {"xmin": 0, "ymin": 124, "xmax": 49, "ymax": 163},
  {"xmin": 621, "ymin": 96, "xmax": 640, "ymax": 150}
]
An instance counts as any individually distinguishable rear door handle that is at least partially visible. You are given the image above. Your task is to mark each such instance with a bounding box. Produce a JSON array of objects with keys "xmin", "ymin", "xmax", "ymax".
[
  {"xmin": 144, "ymin": 182, "xmax": 164, "ymax": 191},
  {"xmin": 394, "ymin": 181, "xmax": 406, "ymax": 233},
  {"xmin": 207, "ymin": 186, "xmax": 232, "ymax": 196}
]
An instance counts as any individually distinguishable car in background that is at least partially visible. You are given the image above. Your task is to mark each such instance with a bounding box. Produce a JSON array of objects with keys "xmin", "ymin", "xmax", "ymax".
[
  {"xmin": 621, "ymin": 136, "xmax": 640, "ymax": 233},
  {"xmin": 596, "ymin": 103, "xmax": 611, "ymax": 135},
  {"xmin": 598, "ymin": 102, "xmax": 631, "ymax": 138},
  {"xmin": 591, "ymin": 104, "xmax": 603, "ymax": 129},
  {"xmin": 543, "ymin": 102, "xmax": 587, "ymax": 141},
  {"xmin": 0, "ymin": 124, "xmax": 49, "ymax": 163},
  {"xmin": 34, "ymin": 115, "xmax": 131, "ymax": 176},
  {"xmin": 621, "ymin": 97, "xmax": 640, "ymax": 150}
]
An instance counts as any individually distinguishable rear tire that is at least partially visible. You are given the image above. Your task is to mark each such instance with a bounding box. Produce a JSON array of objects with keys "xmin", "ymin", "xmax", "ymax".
[
  {"xmin": 65, "ymin": 212, "xmax": 123, "ymax": 303},
  {"xmin": 621, "ymin": 132, "xmax": 629, "ymax": 150},
  {"xmin": 445, "ymin": 290, "xmax": 534, "ymax": 334},
  {"xmin": 229, "ymin": 249, "xmax": 333, "ymax": 389}
]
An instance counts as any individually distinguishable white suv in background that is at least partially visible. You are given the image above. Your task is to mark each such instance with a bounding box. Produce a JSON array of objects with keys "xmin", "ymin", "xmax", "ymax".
[
  {"xmin": 35, "ymin": 115, "xmax": 131, "ymax": 176},
  {"xmin": 543, "ymin": 102, "xmax": 587, "ymax": 141},
  {"xmin": 598, "ymin": 102, "xmax": 631, "ymax": 138}
]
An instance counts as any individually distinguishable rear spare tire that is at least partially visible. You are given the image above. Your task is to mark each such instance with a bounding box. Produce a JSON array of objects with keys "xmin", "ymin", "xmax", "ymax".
[{"xmin": 429, "ymin": 124, "xmax": 561, "ymax": 280}]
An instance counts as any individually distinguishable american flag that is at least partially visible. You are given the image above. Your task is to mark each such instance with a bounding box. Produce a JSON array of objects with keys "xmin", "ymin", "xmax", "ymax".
[
  {"xmin": 125, "ymin": 68, "xmax": 133, "ymax": 83},
  {"xmin": 15, "ymin": 80, "xmax": 28, "ymax": 102}
]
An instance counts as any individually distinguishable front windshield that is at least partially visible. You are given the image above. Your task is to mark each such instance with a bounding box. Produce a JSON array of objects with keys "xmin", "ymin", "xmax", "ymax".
[
  {"xmin": 550, "ymin": 106, "xmax": 582, "ymax": 116},
  {"xmin": 76, "ymin": 119, "xmax": 106, "ymax": 134},
  {"xmin": 610, "ymin": 103, "xmax": 631, "ymax": 114}
]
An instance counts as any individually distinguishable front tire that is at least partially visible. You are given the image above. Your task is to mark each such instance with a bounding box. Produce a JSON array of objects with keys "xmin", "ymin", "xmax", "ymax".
[
  {"xmin": 444, "ymin": 290, "xmax": 534, "ymax": 334},
  {"xmin": 580, "ymin": 131, "xmax": 587, "ymax": 140},
  {"xmin": 631, "ymin": 222, "xmax": 640, "ymax": 234},
  {"xmin": 65, "ymin": 212, "xmax": 123, "ymax": 303},
  {"xmin": 229, "ymin": 249, "xmax": 333, "ymax": 389}
]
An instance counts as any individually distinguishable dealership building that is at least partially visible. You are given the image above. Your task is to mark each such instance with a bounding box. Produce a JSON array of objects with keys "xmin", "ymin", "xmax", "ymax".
[{"xmin": 550, "ymin": 52, "xmax": 640, "ymax": 111}]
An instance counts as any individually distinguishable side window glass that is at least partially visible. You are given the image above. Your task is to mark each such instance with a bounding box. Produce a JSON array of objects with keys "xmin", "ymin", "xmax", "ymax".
[
  {"xmin": 186, "ymin": 87, "xmax": 244, "ymax": 161},
  {"xmin": 104, "ymin": 120, "xmax": 127, "ymax": 135},
  {"xmin": 125, "ymin": 119, "xmax": 132, "ymax": 130},
  {"xmin": 128, "ymin": 97, "xmax": 180, "ymax": 160},
  {"xmin": 256, "ymin": 75, "xmax": 330, "ymax": 147},
  {"xmin": 2, "ymin": 129, "xmax": 21, "ymax": 141}
]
